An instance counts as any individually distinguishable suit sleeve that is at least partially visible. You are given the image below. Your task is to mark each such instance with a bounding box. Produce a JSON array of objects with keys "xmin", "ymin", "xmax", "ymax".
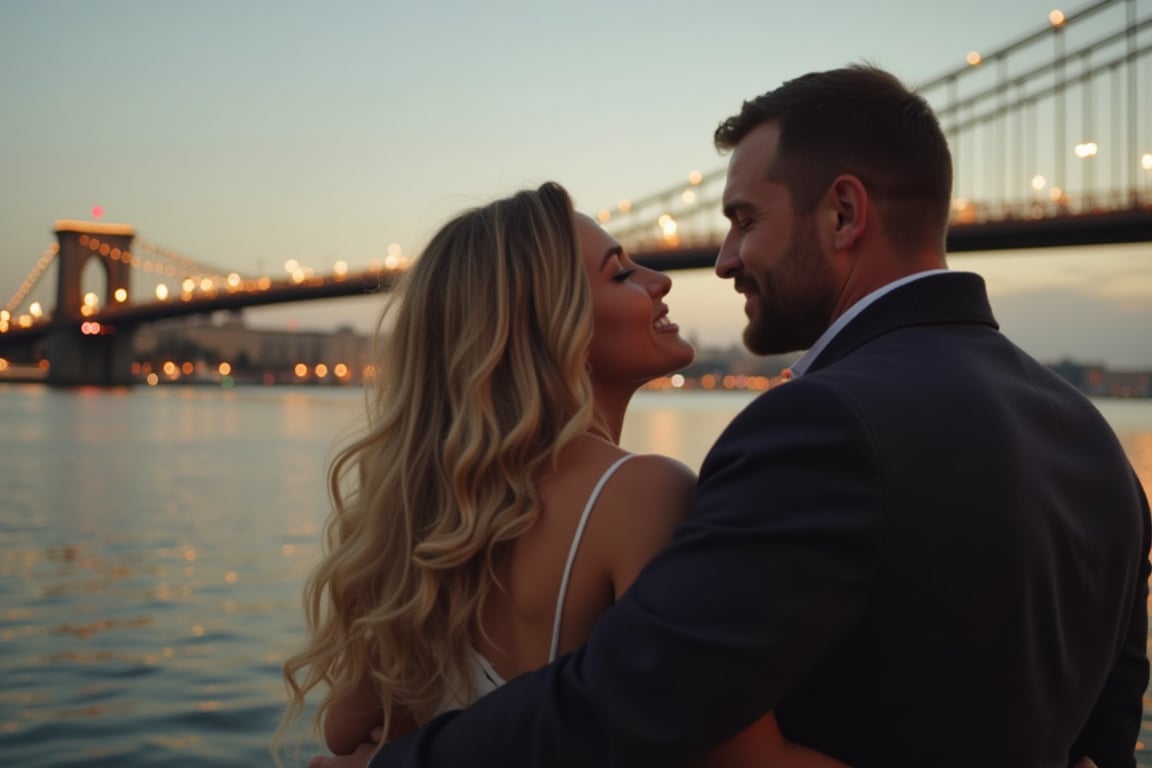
[
  {"xmin": 369, "ymin": 379, "xmax": 883, "ymax": 768},
  {"xmin": 1068, "ymin": 472, "xmax": 1151, "ymax": 768}
]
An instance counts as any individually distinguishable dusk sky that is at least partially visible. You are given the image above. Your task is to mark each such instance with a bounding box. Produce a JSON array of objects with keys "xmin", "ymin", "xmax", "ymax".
[{"xmin": 2, "ymin": 0, "xmax": 1150, "ymax": 367}]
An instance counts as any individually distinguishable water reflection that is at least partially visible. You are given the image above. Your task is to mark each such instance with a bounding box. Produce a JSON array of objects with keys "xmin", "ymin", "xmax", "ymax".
[
  {"xmin": 0, "ymin": 386, "xmax": 1148, "ymax": 766},
  {"xmin": 0, "ymin": 385, "xmax": 341, "ymax": 765}
]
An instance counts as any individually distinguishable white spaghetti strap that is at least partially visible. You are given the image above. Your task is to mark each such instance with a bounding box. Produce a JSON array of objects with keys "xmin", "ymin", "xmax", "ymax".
[{"xmin": 548, "ymin": 454, "xmax": 635, "ymax": 661}]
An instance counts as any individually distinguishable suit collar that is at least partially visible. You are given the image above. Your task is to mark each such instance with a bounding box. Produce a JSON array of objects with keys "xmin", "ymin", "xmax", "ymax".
[{"xmin": 806, "ymin": 271, "xmax": 998, "ymax": 374}]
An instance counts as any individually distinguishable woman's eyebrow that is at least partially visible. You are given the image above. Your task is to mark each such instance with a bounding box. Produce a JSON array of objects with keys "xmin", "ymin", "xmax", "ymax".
[{"xmin": 599, "ymin": 245, "xmax": 624, "ymax": 271}]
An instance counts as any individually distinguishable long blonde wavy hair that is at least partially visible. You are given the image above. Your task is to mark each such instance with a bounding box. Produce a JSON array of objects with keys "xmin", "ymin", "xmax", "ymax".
[{"xmin": 277, "ymin": 182, "xmax": 600, "ymax": 750}]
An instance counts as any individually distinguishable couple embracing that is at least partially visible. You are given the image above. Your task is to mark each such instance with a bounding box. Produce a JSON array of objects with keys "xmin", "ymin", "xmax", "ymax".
[{"xmin": 278, "ymin": 66, "xmax": 1150, "ymax": 768}]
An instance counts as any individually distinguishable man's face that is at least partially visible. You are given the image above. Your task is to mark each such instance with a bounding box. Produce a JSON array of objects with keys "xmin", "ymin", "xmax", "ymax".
[{"xmin": 715, "ymin": 121, "xmax": 838, "ymax": 356}]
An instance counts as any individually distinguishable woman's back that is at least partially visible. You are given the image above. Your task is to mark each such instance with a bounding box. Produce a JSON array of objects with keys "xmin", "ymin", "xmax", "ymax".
[{"xmin": 474, "ymin": 436, "xmax": 694, "ymax": 687}]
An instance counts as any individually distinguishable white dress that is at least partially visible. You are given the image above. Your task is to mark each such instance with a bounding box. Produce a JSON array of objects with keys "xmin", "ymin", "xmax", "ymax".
[{"xmin": 434, "ymin": 454, "xmax": 635, "ymax": 713}]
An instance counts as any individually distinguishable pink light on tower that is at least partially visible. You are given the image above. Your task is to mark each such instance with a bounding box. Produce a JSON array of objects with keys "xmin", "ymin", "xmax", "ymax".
[{"xmin": 91, "ymin": 205, "xmax": 104, "ymax": 219}]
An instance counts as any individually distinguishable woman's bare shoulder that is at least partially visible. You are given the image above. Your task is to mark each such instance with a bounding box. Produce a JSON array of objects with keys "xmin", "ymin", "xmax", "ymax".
[
  {"xmin": 581, "ymin": 450, "xmax": 698, "ymax": 596},
  {"xmin": 551, "ymin": 436, "xmax": 696, "ymax": 516},
  {"xmin": 617, "ymin": 452, "xmax": 697, "ymax": 486},
  {"xmin": 609, "ymin": 450, "xmax": 697, "ymax": 499}
]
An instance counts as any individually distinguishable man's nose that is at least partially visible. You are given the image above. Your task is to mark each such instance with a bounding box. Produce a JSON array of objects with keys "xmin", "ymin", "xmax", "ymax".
[{"xmin": 715, "ymin": 229, "xmax": 740, "ymax": 279}]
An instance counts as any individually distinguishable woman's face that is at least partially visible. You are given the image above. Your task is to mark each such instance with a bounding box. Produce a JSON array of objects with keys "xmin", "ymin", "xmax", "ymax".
[{"xmin": 576, "ymin": 213, "xmax": 696, "ymax": 389}]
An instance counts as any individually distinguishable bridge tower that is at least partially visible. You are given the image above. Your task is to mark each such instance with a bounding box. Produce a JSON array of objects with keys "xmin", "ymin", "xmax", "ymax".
[{"xmin": 46, "ymin": 220, "xmax": 137, "ymax": 386}]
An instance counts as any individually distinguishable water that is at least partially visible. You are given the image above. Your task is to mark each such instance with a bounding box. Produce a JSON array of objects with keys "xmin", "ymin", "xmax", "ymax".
[{"xmin": 1, "ymin": 385, "xmax": 1150, "ymax": 766}]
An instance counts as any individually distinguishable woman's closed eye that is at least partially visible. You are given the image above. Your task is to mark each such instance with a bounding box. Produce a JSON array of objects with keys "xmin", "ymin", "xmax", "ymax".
[{"xmin": 612, "ymin": 268, "xmax": 636, "ymax": 283}]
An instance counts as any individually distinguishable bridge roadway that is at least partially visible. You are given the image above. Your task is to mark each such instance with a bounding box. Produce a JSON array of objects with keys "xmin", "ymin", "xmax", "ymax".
[
  {"xmin": 625, "ymin": 207, "xmax": 1152, "ymax": 271},
  {"xmin": 1, "ymin": 206, "xmax": 1149, "ymax": 349},
  {"xmin": 0, "ymin": 268, "xmax": 404, "ymax": 346}
]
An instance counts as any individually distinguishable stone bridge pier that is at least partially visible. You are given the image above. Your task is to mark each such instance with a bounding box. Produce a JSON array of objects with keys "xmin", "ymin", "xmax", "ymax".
[{"xmin": 46, "ymin": 220, "xmax": 137, "ymax": 387}]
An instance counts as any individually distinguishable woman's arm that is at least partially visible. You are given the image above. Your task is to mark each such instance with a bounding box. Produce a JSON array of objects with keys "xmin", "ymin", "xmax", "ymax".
[
  {"xmin": 324, "ymin": 676, "xmax": 384, "ymax": 756},
  {"xmin": 703, "ymin": 713, "xmax": 849, "ymax": 768}
]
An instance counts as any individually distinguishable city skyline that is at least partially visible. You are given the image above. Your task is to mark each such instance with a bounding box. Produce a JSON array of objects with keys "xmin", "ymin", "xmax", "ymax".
[
  {"xmin": 5, "ymin": 311, "xmax": 1136, "ymax": 392},
  {"xmin": 2, "ymin": 0, "xmax": 1150, "ymax": 367}
]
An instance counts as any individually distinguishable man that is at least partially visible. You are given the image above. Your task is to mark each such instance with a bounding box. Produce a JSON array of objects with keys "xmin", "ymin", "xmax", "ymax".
[{"xmin": 347, "ymin": 66, "xmax": 1150, "ymax": 767}]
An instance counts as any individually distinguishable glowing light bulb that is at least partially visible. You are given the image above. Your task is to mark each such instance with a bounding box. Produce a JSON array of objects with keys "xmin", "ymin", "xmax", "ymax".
[{"xmin": 1074, "ymin": 141, "xmax": 1098, "ymax": 159}]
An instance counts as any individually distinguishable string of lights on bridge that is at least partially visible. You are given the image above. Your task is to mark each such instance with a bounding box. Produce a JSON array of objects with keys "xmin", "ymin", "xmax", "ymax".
[
  {"xmin": 2, "ymin": 1, "xmax": 1149, "ymax": 343},
  {"xmin": 0, "ymin": 226, "xmax": 412, "ymax": 335}
]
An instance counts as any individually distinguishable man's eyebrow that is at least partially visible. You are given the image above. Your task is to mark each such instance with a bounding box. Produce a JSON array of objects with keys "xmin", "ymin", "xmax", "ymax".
[
  {"xmin": 722, "ymin": 201, "xmax": 752, "ymax": 221},
  {"xmin": 599, "ymin": 245, "xmax": 624, "ymax": 271}
]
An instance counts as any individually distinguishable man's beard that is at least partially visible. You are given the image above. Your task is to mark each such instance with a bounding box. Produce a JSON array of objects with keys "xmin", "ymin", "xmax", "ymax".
[{"xmin": 742, "ymin": 216, "xmax": 835, "ymax": 356}]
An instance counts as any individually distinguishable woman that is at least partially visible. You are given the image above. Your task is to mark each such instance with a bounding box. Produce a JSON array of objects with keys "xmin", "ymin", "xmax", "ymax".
[{"xmin": 277, "ymin": 183, "xmax": 844, "ymax": 768}]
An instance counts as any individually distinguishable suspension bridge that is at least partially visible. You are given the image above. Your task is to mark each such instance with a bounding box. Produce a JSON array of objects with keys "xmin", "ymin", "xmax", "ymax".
[{"xmin": 1, "ymin": 0, "xmax": 1150, "ymax": 386}]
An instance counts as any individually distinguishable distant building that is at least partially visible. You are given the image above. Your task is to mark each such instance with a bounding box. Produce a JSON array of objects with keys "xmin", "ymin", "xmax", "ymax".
[
  {"xmin": 1084, "ymin": 368, "xmax": 1152, "ymax": 398},
  {"xmin": 133, "ymin": 314, "xmax": 371, "ymax": 384},
  {"xmin": 1049, "ymin": 358, "xmax": 1150, "ymax": 398},
  {"xmin": 1049, "ymin": 359, "xmax": 1093, "ymax": 391},
  {"xmin": 125, "ymin": 317, "xmax": 1149, "ymax": 395}
]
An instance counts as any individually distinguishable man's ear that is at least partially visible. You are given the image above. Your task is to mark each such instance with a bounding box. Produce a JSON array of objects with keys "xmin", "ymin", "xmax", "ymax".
[{"xmin": 828, "ymin": 174, "xmax": 868, "ymax": 251}]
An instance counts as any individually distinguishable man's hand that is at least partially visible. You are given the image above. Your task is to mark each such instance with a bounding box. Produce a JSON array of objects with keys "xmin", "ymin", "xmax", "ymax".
[
  {"xmin": 1072, "ymin": 759, "xmax": 1098, "ymax": 768},
  {"xmin": 309, "ymin": 727, "xmax": 383, "ymax": 768}
]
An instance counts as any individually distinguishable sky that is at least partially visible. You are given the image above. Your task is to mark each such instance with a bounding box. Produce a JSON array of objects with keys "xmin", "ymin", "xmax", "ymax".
[{"xmin": 1, "ymin": 0, "xmax": 1150, "ymax": 368}]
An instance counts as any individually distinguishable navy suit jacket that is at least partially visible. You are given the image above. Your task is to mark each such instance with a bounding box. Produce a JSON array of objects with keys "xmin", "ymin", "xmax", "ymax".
[{"xmin": 370, "ymin": 272, "xmax": 1150, "ymax": 768}]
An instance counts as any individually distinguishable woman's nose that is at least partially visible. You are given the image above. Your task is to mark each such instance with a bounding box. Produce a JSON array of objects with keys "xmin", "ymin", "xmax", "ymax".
[{"xmin": 644, "ymin": 266, "xmax": 672, "ymax": 297}]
